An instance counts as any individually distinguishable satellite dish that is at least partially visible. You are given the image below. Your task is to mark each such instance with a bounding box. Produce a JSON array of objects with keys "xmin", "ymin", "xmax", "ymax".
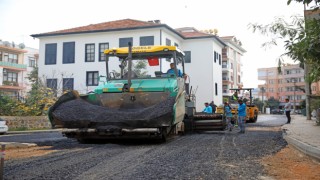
[{"xmin": 18, "ymin": 43, "xmax": 25, "ymax": 49}]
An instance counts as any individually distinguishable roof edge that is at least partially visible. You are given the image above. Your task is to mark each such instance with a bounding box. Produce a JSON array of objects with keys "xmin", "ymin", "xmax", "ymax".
[{"xmin": 31, "ymin": 24, "xmax": 185, "ymax": 39}]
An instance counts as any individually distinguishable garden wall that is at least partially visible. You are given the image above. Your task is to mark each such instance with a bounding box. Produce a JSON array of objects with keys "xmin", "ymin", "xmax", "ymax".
[{"xmin": 0, "ymin": 116, "xmax": 52, "ymax": 130}]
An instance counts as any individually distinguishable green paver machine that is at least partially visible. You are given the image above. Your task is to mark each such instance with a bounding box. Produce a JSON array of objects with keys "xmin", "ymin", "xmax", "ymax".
[{"xmin": 48, "ymin": 44, "xmax": 188, "ymax": 142}]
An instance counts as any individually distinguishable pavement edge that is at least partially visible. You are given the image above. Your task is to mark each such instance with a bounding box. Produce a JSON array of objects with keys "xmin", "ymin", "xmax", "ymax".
[{"xmin": 282, "ymin": 129, "xmax": 320, "ymax": 162}]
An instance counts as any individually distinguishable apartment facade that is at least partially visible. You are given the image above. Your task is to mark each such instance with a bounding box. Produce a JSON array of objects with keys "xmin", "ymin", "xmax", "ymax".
[
  {"xmin": 23, "ymin": 47, "xmax": 39, "ymax": 92},
  {"xmin": 31, "ymin": 19, "xmax": 226, "ymax": 111},
  {"xmin": 220, "ymin": 36, "xmax": 246, "ymax": 100},
  {"xmin": 257, "ymin": 64, "xmax": 319, "ymax": 108},
  {"xmin": 0, "ymin": 41, "xmax": 28, "ymax": 99}
]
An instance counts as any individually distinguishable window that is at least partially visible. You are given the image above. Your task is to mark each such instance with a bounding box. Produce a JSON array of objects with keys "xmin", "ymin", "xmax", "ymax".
[
  {"xmin": 140, "ymin": 36, "xmax": 154, "ymax": 46},
  {"xmin": 238, "ymin": 75, "xmax": 241, "ymax": 83},
  {"xmin": 219, "ymin": 54, "xmax": 221, "ymax": 65},
  {"xmin": 119, "ymin": 37, "xmax": 133, "ymax": 47},
  {"xmin": 45, "ymin": 43, "xmax": 57, "ymax": 65},
  {"xmin": 215, "ymin": 83, "xmax": 218, "ymax": 96},
  {"xmin": 63, "ymin": 42, "xmax": 75, "ymax": 64},
  {"xmin": 63, "ymin": 78, "xmax": 74, "ymax": 92},
  {"xmin": 184, "ymin": 51, "xmax": 191, "ymax": 63},
  {"xmin": 47, "ymin": 79, "xmax": 57, "ymax": 89},
  {"xmin": 8, "ymin": 54, "xmax": 18, "ymax": 63},
  {"xmin": 214, "ymin": 51, "xmax": 217, "ymax": 63},
  {"xmin": 166, "ymin": 38, "xmax": 171, "ymax": 46},
  {"xmin": 28, "ymin": 57, "xmax": 36, "ymax": 67},
  {"xmin": 47, "ymin": 78, "xmax": 57, "ymax": 96},
  {"xmin": 85, "ymin": 44, "xmax": 95, "ymax": 62},
  {"xmin": 86, "ymin": 71, "xmax": 99, "ymax": 86},
  {"xmin": 222, "ymin": 62, "xmax": 228, "ymax": 68},
  {"xmin": 223, "ymin": 85, "xmax": 228, "ymax": 93},
  {"xmin": 99, "ymin": 43, "xmax": 109, "ymax": 62},
  {"xmin": 4, "ymin": 71, "xmax": 18, "ymax": 82},
  {"xmin": 231, "ymin": 63, "xmax": 233, "ymax": 69},
  {"xmin": 0, "ymin": 51, "xmax": 2, "ymax": 61},
  {"xmin": 312, "ymin": 86, "xmax": 317, "ymax": 91},
  {"xmin": 174, "ymin": 43, "xmax": 179, "ymax": 47}
]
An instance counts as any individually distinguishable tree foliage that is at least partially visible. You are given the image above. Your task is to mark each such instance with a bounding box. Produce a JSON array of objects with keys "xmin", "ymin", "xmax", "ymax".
[
  {"xmin": 265, "ymin": 97, "xmax": 280, "ymax": 109},
  {"xmin": 248, "ymin": 14, "xmax": 320, "ymax": 83},
  {"xmin": 0, "ymin": 67, "xmax": 57, "ymax": 116}
]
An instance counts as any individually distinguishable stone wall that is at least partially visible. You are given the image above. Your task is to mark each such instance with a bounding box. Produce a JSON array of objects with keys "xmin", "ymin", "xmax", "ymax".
[{"xmin": 0, "ymin": 116, "xmax": 52, "ymax": 130}]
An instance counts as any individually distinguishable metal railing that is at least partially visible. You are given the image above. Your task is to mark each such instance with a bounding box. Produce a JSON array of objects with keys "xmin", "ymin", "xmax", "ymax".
[{"xmin": 0, "ymin": 61, "xmax": 27, "ymax": 69}]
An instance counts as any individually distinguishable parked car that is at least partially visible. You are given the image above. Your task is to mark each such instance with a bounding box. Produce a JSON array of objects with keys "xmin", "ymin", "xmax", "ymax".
[
  {"xmin": 0, "ymin": 118, "xmax": 8, "ymax": 135},
  {"xmin": 271, "ymin": 109, "xmax": 284, "ymax": 115}
]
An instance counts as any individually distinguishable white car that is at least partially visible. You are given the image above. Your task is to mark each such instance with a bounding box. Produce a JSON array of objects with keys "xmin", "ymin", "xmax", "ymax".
[{"xmin": 0, "ymin": 118, "xmax": 8, "ymax": 135}]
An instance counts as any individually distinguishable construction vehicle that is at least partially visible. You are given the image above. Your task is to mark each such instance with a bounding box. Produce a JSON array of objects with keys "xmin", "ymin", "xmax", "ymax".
[
  {"xmin": 48, "ymin": 44, "xmax": 225, "ymax": 142},
  {"xmin": 216, "ymin": 88, "xmax": 259, "ymax": 123}
]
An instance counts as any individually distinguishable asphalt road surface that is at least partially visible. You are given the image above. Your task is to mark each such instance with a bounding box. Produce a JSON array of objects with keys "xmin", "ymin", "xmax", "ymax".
[
  {"xmin": 0, "ymin": 131, "xmax": 66, "ymax": 143},
  {"xmin": 4, "ymin": 114, "xmax": 288, "ymax": 180}
]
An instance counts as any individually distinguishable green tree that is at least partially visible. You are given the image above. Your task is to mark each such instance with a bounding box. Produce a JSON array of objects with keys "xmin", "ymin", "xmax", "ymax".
[
  {"xmin": 253, "ymin": 98, "xmax": 264, "ymax": 111},
  {"xmin": 23, "ymin": 67, "xmax": 57, "ymax": 115},
  {"xmin": 248, "ymin": 15, "xmax": 320, "ymax": 83},
  {"xmin": 112, "ymin": 60, "xmax": 148, "ymax": 78},
  {"xmin": 265, "ymin": 97, "xmax": 280, "ymax": 109}
]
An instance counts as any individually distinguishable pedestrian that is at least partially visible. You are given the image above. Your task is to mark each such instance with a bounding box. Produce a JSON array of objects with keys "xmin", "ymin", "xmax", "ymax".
[
  {"xmin": 167, "ymin": 63, "xmax": 183, "ymax": 77},
  {"xmin": 209, "ymin": 101, "xmax": 217, "ymax": 114},
  {"xmin": 237, "ymin": 99, "xmax": 247, "ymax": 133},
  {"xmin": 232, "ymin": 91, "xmax": 238, "ymax": 101},
  {"xmin": 284, "ymin": 98, "xmax": 291, "ymax": 124},
  {"xmin": 203, "ymin": 102, "xmax": 212, "ymax": 113},
  {"xmin": 224, "ymin": 102, "xmax": 233, "ymax": 131}
]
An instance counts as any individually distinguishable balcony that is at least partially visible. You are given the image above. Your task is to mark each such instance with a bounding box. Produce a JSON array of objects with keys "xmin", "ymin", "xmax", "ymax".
[
  {"xmin": 0, "ymin": 61, "xmax": 27, "ymax": 70},
  {"xmin": 222, "ymin": 77, "xmax": 229, "ymax": 81},
  {"xmin": 0, "ymin": 81, "xmax": 24, "ymax": 90}
]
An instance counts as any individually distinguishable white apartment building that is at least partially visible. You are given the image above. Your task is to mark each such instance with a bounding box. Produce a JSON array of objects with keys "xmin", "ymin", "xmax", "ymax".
[
  {"xmin": 23, "ymin": 47, "xmax": 39, "ymax": 93},
  {"xmin": 31, "ymin": 19, "xmax": 226, "ymax": 111},
  {"xmin": 220, "ymin": 36, "xmax": 246, "ymax": 101}
]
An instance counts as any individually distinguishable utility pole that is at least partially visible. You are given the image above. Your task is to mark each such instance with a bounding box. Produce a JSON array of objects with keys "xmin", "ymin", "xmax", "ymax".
[
  {"xmin": 292, "ymin": 78, "xmax": 296, "ymax": 113},
  {"xmin": 260, "ymin": 87, "xmax": 265, "ymax": 114}
]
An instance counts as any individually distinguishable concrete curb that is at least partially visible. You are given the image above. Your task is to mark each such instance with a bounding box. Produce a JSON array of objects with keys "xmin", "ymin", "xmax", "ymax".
[
  {"xmin": 282, "ymin": 131, "xmax": 320, "ymax": 162},
  {"xmin": 7, "ymin": 129, "xmax": 62, "ymax": 135},
  {"xmin": 0, "ymin": 142, "xmax": 37, "ymax": 149}
]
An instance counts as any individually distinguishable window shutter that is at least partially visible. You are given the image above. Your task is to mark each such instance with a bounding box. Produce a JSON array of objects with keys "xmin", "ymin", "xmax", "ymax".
[
  {"xmin": 119, "ymin": 38, "xmax": 133, "ymax": 47},
  {"xmin": 63, "ymin": 42, "xmax": 75, "ymax": 64},
  {"xmin": 184, "ymin": 51, "xmax": 191, "ymax": 63},
  {"xmin": 140, "ymin": 36, "xmax": 154, "ymax": 46},
  {"xmin": 45, "ymin": 44, "xmax": 57, "ymax": 65}
]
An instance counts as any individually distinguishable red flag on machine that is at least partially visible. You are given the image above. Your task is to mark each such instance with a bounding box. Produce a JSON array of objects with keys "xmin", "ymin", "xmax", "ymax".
[{"xmin": 147, "ymin": 57, "xmax": 159, "ymax": 66}]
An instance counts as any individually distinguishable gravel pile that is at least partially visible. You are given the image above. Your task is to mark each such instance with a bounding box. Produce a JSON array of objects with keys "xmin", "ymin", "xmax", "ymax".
[
  {"xmin": 5, "ymin": 116, "xmax": 288, "ymax": 180},
  {"xmin": 52, "ymin": 97, "xmax": 176, "ymax": 128}
]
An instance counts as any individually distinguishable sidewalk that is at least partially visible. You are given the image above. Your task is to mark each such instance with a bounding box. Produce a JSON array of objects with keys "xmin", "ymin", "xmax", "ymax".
[
  {"xmin": 282, "ymin": 114, "xmax": 320, "ymax": 161},
  {"xmin": 0, "ymin": 129, "xmax": 62, "ymax": 150}
]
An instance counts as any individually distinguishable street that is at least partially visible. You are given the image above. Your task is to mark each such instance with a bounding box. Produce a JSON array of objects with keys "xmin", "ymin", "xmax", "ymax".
[{"xmin": 4, "ymin": 115, "xmax": 288, "ymax": 180}]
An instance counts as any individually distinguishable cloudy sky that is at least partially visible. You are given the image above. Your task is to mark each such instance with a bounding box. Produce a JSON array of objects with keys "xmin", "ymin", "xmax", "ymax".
[{"xmin": 0, "ymin": 0, "xmax": 306, "ymax": 88}]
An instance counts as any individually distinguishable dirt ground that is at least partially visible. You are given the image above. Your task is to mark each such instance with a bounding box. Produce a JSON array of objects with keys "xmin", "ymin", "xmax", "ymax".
[
  {"xmin": 5, "ymin": 146, "xmax": 57, "ymax": 160},
  {"xmin": 262, "ymin": 145, "xmax": 320, "ymax": 180}
]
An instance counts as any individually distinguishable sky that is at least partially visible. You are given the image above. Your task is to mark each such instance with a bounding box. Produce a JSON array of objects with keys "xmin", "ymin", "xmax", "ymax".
[{"xmin": 0, "ymin": 0, "xmax": 306, "ymax": 88}]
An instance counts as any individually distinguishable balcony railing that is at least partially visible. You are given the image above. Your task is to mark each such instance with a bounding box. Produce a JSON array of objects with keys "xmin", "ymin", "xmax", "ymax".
[
  {"xmin": 0, "ymin": 61, "xmax": 27, "ymax": 69},
  {"xmin": 222, "ymin": 77, "xmax": 229, "ymax": 81},
  {"xmin": 222, "ymin": 65, "xmax": 228, "ymax": 68}
]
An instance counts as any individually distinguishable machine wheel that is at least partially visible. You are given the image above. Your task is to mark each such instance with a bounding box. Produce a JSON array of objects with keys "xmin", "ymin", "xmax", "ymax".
[{"xmin": 253, "ymin": 113, "xmax": 258, "ymax": 123}]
